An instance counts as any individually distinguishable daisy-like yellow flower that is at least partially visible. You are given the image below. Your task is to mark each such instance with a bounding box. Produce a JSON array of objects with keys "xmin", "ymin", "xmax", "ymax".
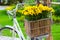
[
  {"xmin": 35, "ymin": 8, "xmax": 42, "ymax": 15},
  {"xmin": 50, "ymin": 8, "xmax": 55, "ymax": 13},
  {"xmin": 24, "ymin": 6, "xmax": 32, "ymax": 10},
  {"xmin": 6, "ymin": 6, "xmax": 15, "ymax": 10},
  {"xmin": 28, "ymin": 10, "xmax": 35, "ymax": 15},
  {"xmin": 38, "ymin": 4, "xmax": 44, "ymax": 11},
  {"xmin": 22, "ymin": 4, "xmax": 54, "ymax": 16},
  {"xmin": 23, "ymin": 11, "xmax": 28, "ymax": 15},
  {"xmin": 22, "ymin": 10, "xmax": 29, "ymax": 15},
  {"xmin": 42, "ymin": 6, "xmax": 48, "ymax": 11}
]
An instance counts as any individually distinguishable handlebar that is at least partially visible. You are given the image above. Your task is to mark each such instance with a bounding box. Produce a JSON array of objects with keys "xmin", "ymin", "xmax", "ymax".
[
  {"xmin": 7, "ymin": 10, "xmax": 13, "ymax": 16},
  {"xmin": 7, "ymin": 3, "xmax": 24, "ymax": 19}
]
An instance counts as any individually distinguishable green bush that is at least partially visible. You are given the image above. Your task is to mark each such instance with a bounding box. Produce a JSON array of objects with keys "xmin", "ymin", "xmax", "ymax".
[
  {"xmin": 52, "ymin": 15, "xmax": 60, "ymax": 23},
  {"xmin": 54, "ymin": 8, "xmax": 60, "ymax": 16},
  {"xmin": 16, "ymin": 12, "xmax": 23, "ymax": 17},
  {"xmin": 53, "ymin": 5, "xmax": 60, "ymax": 16},
  {"xmin": 52, "ymin": 5, "xmax": 60, "ymax": 22}
]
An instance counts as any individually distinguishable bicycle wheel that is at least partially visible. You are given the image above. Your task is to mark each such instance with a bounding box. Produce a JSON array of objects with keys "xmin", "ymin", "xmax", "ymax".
[
  {"xmin": 0, "ymin": 27, "xmax": 22, "ymax": 40},
  {"xmin": 0, "ymin": 27, "xmax": 17, "ymax": 33}
]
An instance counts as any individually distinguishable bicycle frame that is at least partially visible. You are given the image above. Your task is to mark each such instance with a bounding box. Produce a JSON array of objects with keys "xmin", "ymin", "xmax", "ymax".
[
  {"xmin": 13, "ymin": 16, "xmax": 25, "ymax": 40},
  {"xmin": 6, "ymin": 3, "xmax": 26, "ymax": 40}
]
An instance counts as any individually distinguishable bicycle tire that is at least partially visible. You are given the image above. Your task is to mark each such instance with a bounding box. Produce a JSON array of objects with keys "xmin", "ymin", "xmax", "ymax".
[
  {"xmin": 0, "ymin": 27, "xmax": 24, "ymax": 40},
  {"xmin": 0, "ymin": 27, "xmax": 17, "ymax": 33}
]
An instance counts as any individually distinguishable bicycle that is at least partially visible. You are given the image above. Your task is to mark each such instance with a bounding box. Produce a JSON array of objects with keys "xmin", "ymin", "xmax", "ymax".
[{"xmin": 0, "ymin": 2, "xmax": 49, "ymax": 40}]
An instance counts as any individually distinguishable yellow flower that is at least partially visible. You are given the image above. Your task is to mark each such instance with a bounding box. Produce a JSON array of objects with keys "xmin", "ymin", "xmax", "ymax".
[
  {"xmin": 50, "ymin": 8, "xmax": 55, "ymax": 13},
  {"xmin": 38, "ymin": 4, "xmax": 44, "ymax": 10},
  {"xmin": 22, "ymin": 4, "xmax": 54, "ymax": 16},
  {"xmin": 24, "ymin": 6, "xmax": 32, "ymax": 10},
  {"xmin": 29, "ymin": 10, "xmax": 35, "ymax": 15},
  {"xmin": 24, "ymin": 11, "xmax": 28, "ymax": 15},
  {"xmin": 35, "ymin": 8, "xmax": 42, "ymax": 15},
  {"xmin": 6, "ymin": 6, "xmax": 15, "ymax": 10},
  {"xmin": 22, "ymin": 10, "xmax": 29, "ymax": 15},
  {"xmin": 42, "ymin": 6, "xmax": 48, "ymax": 11},
  {"xmin": 38, "ymin": 4, "xmax": 44, "ymax": 7}
]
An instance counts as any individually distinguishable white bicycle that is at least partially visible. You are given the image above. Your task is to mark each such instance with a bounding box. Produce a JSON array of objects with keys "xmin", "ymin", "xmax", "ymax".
[{"xmin": 0, "ymin": 2, "xmax": 49, "ymax": 40}]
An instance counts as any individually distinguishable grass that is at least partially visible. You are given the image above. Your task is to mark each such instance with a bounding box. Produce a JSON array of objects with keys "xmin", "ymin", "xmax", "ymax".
[
  {"xmin": 0, "ymin": 10, "xmax": 60, "ymax": 40},
  {"xmin": 52, "ymin": 23, "xmax": 60, "ymax": 40},
  {"xmin": 0, "ymin": 10, "xmax": 26, "ymax": 38}
]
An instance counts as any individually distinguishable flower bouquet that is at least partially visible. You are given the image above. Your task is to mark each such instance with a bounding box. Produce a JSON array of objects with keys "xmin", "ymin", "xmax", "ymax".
[
  {"xmin": 22, "ymin": 4, "xmax": 54, "ymax": 21},
  {"xmin": 22, "ymin": 4, "xmax": 54, "ymax": 37}
]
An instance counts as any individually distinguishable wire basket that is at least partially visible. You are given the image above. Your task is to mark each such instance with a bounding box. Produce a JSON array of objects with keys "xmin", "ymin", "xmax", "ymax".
[{"xmin": 24, "ymin": 18, "xmax": 51, "ymax": 38}]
